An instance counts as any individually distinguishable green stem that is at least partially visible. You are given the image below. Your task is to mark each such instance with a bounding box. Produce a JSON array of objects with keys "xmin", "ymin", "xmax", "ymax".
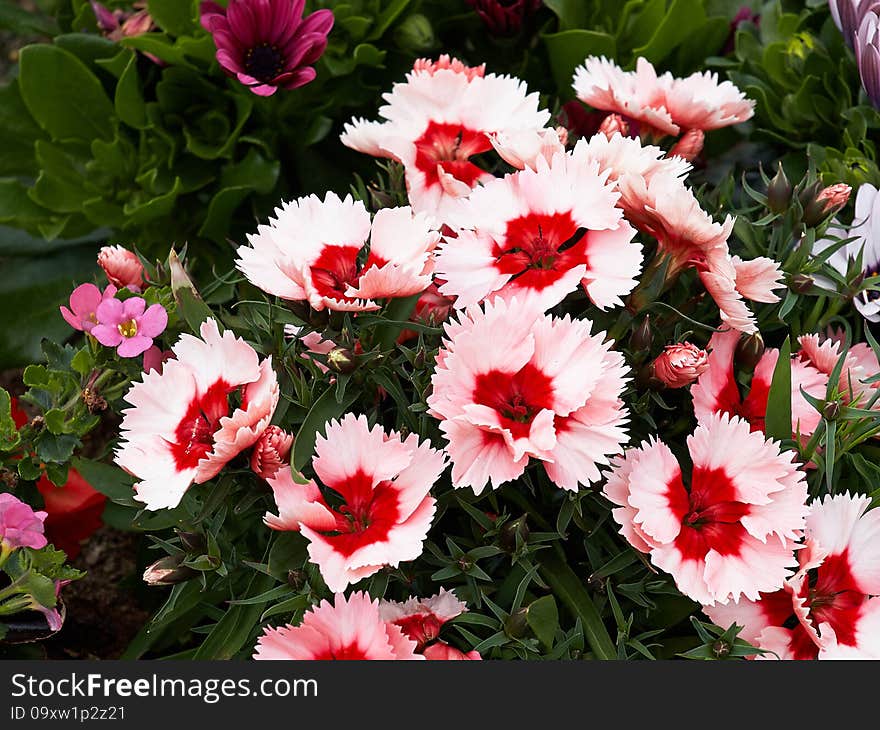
[
  {"xmin": 0, "ymin": 596, "xmax": 32, "ymax": 615},
  {"xmin": 539, "ymin": 549, "xmax": 617, "ymax": 660}
]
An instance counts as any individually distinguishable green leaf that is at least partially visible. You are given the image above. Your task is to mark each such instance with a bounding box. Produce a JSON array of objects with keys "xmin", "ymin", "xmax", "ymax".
[
  {"xmin": 268, "ymin": 532, "xmax": 308, "ymax": 579},
  {"xmin": 632, "ymin": 0, "xmax": 707, "ymax": 63},
  {"xmin": 34, "ymin": 431, "xmax": 78, "ymax": 464},
  {"xmin": 116, "ymin": 53, "xmax": 148, "ymax": 130},
  {"xmin": 292, "ymin": 385, "xmax": 359, "ymax": 471},
  {"xmin": 764, "ymin": 336, "xmax": 793, "ymax": 442},
  {"xmin": 45, "ymin": 462, "xmax": 69, "ymax": 487},
  {"xmin": 72, "ymin": 457, "xmax": 138, "ymax": 505},
  {"xmin": 147, "ymin": 0, "xmax": 198, "ymax": 37},
  {"xmin": 544, "ymin": 30, "xmax": 616, "ymax": 95},
  {"xmin": 367, "ymin": 0, "xmax": 411, "ymax": 40},
  {"xmin": 122, "ymin": 177, "xmax": 183, "ymax": 226},
  {"xmin": 526, "ymin": 595, "xmax": 559, "ymax": 649},
  {"xmin": 18, "ymin": 44, "xmax": 115, "ymax": 142},
  {"xmin": 543, "ymin": 0, "xmax": 589, "ymax": 30},
  {"xmin": 0, "ymin": 388, "xmax": 21, "ymax": 452}
]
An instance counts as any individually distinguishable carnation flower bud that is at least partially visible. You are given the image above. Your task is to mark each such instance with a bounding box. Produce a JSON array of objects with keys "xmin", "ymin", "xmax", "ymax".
[
  {"xmin": 176, "ymin": 529, "xmax": 206, "ymax": 554},
  {"xmin": 651, "ymin": 343, "xmax": 710, "ymax": 388},
  {"xmin": 767, "ymin": 163, "xmax": 792, "ymax": 213},
  {"xmin": 327, "ymin": 347, "xmax": 357, "ymax": 374},
  {"xmin": 789, "ymin": 273, "xmax": 815, "ymax": 294},
  {"xmin": 823, "ymin": 400, "xmax": 841, "ymax": 421},
  {"xmin": 668, "ymin": 128, "xmax": 705, "ymax": 161},
  {"xmin": 250, "ymin": 425, "xmax": 293, "ymax": 480},
  {"xmin": 629, "ymin": 315, "xmax": 654, "ymax": 352},
  {"xmin": 499, "ymin": 514, "xmax": 529, "ymax": 552},
  {"xmin": 393, "ymin": 13, "xmax": 434, "ymax": 53},
  {"xmin": 734, "ymin": 332, "xmax": 765, "ymax": 371},
  {"xmin": 142, "ymin": 554, "xmax": 198, "ymax": 586},
  {"xmin": 504, "ymin": 607, "xmax": 529, "ymax": 638},
  {"xmin": 598, "ymin": 113, "xmax": 629, "ymax": 139},
  {"xmin": 803, "ymin": 183, "xmax": 852, "ymax": 227},
  {"xmin": 712, "ymin": 639, "xmax": 731, "ymax": 658},
  {"xmin": 98, "ymin": 245, "xmax": 144, "ymax": 291}
]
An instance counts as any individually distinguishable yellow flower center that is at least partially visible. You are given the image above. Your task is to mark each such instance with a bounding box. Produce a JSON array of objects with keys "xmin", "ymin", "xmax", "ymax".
[{"xmin": 118, "ymin": 319, "xmax": 138, "ymax": 338}]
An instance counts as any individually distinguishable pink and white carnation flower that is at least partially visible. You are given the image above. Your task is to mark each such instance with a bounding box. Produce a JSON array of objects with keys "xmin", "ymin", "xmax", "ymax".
[
  {"xmin": 435, "ymin": 145, "xmax": 642, "ymax": 311},
  {"xmin": 236, "ymin": 193, "xmax": 439, "ymax": 312},
  {"xmin": 115, "ymin": 319, "xmax": 279, "ymax": 510},
  {"xmin": 263, "ymin": 414, "xmax": 445, "ymax": 592},
  {"xmin": 798, "ymin": 331, "xmax": 880, "ymax": 407},
  {"xmin": 341, "ymin": 55, "xmax": 550, "ymax": 222},
  {"xmin": 254, "ymin": 591, "xmax": 422, "ymax": 660},
  {"xmin": 427, "ymin": 298, "xmax": 630, "ymax": 493},
  {"xmin": 604, "ymin": 413, "xmax": 809, "ymax": 605},
  {"xmin": 692, "ymin": 329, "xmax": 828, "ymax": 438}
]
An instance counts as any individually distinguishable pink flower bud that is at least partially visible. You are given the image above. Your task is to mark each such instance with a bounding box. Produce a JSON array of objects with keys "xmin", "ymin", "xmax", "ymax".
[
  {"xmin": 816, "ymin": 183, "xmax": 852, "ymax": 216},
  {"xmin": 598, "ymin": 113, "xmax": 630, "ymax": 140},
  {"xmin": 651, "ymin": 342, "xmax": 710, "ymax": 388},
  {"xmin": 98, "ymin": 245, "xmax": 144, "ymax": 291},
  {"xmin": 669, "ymin": 128, "xmax": 705, "ymax": 161},
  {"xmin": 250, "ymin": 426, "xmax": 294, "ymax": 479},
  {"xmin": 0, "ymin": 493, "xmax": 48, "ymax": 552},
  {"xmin": 421, "ymin": 642, "xmax": 482, "ymax": 660}
]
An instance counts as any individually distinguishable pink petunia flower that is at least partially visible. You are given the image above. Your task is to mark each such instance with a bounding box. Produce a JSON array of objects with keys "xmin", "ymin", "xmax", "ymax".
[
  {"xmin": 435, "ymin": 145, "xmax": 642, "ymax": 312},
  {"xmin": 98, "ymin": 245, "xmax": 144, "ymax": 291},
  {"xmin": 237, "ymin": 193, "xmax": 439, "ymax": 312},
  {"xmin": 341, "ymin": 56, "xmax": 550, "ymax": 223},
  {"xmin": 692, "ymin": 329, "xmax": 828, "ymax": 438},
  {"xmin": 263, "ymin": 414, "xmax": 445, "ymax": 592},
  {"xmin": 59, "ymin": 283, "xmax": 118, "ymax": 333},
  {"xmin": 115, "ymin": 319, "xmax": 280, "ymax": 510},
  {"xmin": 705, "ymin": 493, "xmax": 880, "ymax": 659},
  {"xmin": 0, "ymin": 493, "xmax": 48, "ymax": 553},
  {"xmin": 200, "ymin": 0, "xmax": 334, "ymax": 96},
  {"xmin": 91, "ymin": 297, "xmax": 168, "ymax": 358},
  {"xmin": 605, "ymin": 412, "xmax": 809, "ymax": 605},
  {"xmin": 254, "ymin": 591, "xmax": 423, "ymax": 660},
  {"xmin": 427, "ymin": 298, "xmax": 630, "ymax": 494},
  {"xmin": 651, "ymin": 342, "xmax": 710, "ymax": 388}
]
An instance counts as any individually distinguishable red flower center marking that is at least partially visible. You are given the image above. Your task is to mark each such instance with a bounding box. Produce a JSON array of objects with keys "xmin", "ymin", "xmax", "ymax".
[
  {"xmin": 310, "ymin": 245, "xmax": 389, "ymax": 303},
  {"xmin": 414, "ymin": 121, "xmax": 492, "ymax": 190},
  {"xmin": 803, "ymin": 551, "xmax": 863, "ymax": 647},
  {"xmin": 394, "ymin": 614, "xmax": 442, "ymax": 649},
  {"xmin": 472, "ymin": 364, "xmax": 554, "ymax": 438},
  {"xmin": 171, "ymin": 380, "xmax": 234, "ymax": 470},
  {"xmin": 243, "ymin": 43, "xmax": 285, "ymax": 82},
  {"xmin": 667, "ymin": 467, "xmax": 749, "ymax": 561},
  {"xmin": 493, "ymin": 212, "xmax": 589, "ymax": 292},
  {"xmin": 313, "ymin": 643, "xmax": 374, "ymax": 660}
]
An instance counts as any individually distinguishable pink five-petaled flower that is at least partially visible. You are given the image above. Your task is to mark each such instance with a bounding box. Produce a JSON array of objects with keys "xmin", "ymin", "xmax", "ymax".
[
  {"xmin": 427, "ymin": 298, "xmax": 630, "ymax": 494},
  {"xmin": 98, "ymin": 245, "xmax": 145, "ymax": 291},
  {"xmin": 705, "ymin": 493, "xmax": 880, "ymax": 659},
  {"xmin": 604, "ymin": 412, "xmax": 809, "ymax": 606},
  {"xmin": 692, "ymin": 329, "xmax": 828, "ymax": 438},
  {"xmin": 91, "ymin": 296, "xmax": 168, "ymax": 358},
  {"xmin": 651, "ymin": 342, "xmax": 710, "ymax": 388},
  {"xmin": 435, "ymin": 144, "xmax": 642, "ymax": 312},
  {"xmin": 0, "ymin": 493, "xmax": 48, "ymax": 553},
  {"xmin": 263, "ymin": 414, "xmax": 445, "ymax": 592},
  {"xmin": 236, "ymin": 193, "xmax": 439, "ymax": 312},
  {"xmin": 250, "ymin": 425, "xmax": 293, "ymax": 480},
  {"xmin": 254, "ymin": 591, "xmax": 423, "ymax": 660},
  {"xmin": 200, "ymin": 0, "xmax": 333, "ymax": 96},
  {"xmin": 115, "ymin": 319, "xmax": 280, "ymax": 510},
  {"xmin": 340, "ymin": 56, "xmax": 550, "ymax": 223},
  {"xmin": 59, "ymin": 283, "xmax": 118, "ymax": 333}
]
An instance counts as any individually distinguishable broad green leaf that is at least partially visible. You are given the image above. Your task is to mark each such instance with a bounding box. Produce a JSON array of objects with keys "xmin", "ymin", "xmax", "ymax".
[
  {"xmin": 544, "ymin": 29, "xmax": 616, "ymax": 96},
  {"xmin": 764, "ymin": 336, "xmax": 793, "ymax": 442},
  {"xmin": 19, "ymin": 44, "xmax": 115, "ymax": 142},
  {"xmin": 0, "ymin": 388, "xmax": 21, "ymax": 452},
  {"xmin": 526, "ymin": 595, "xmax": 559, "ymax": 649},
  {"xmin": 268, "ymin": 533, "xmax": 309, "ymax": 579},
  {"xmin": 543, "ymin": 0, "xmax": 589, "ymax": 30},
  {"xmin": 292, "ymin": 385, "xmax": 359, "ymax": 470},
  {"xmin": 72, "ymin": 457, "xmax": 138, "ymax": 506},
  {"xmin": 632, "ymin": 0, "xmax": 707, "ymax": 64},
  {"xmin": 148, "ymin": 0, "xmax": 198, "ymax": 37},
  {"xmin": 116, "ymin": 53, "xmax": 148, "ymax": 130}
]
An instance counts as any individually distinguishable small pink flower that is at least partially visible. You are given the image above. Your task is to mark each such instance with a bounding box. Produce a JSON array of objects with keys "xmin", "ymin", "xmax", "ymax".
[
  {"xmin": 651, "ymin": 342, "xmax": 709, "ymax": 388},
  {"xmin": 604, "ymin": 412, "xmax": 809, "ymax": 605},
  {"xmin": 0, "ymin": 493, "xmax": 48, "ymax": 552},
  {"xmin": 142, "ymin": 346, "xmax": 173, "ymax": 374},
  {"xmin": 59, "ymin": 283, "xmax": 118, "ymax": 333},
  {"xmin": 422, "ymin": 643, "xmax": 482, "ymax": 660},
  {"xmin": 816, "ymin": 183, "xmax": 852, "ymax": 217},
  {"xmin": 250, "ymin": 425, "xmax": 293, "ymax": 480},
  {"xmin": 264, "ymin": 414, "xmax": 445, "ymax": 592},
  {"xmin": 98, "ymin": 245, "xmax": 144, "ymax": 291},
  {"xmin": 379, "ymin": 589, "xmax": 468, "ymax": 650},
  {"xmin": 668, "ymin": 128, "xmax": 705, "ymax": 161},
  {"xmin": 91, "ymin": 297, "xmax": 167, "ymax": 358},
  {"xmin": 254, "ymin": 591, "xmax": 423, "ymax": 660}
]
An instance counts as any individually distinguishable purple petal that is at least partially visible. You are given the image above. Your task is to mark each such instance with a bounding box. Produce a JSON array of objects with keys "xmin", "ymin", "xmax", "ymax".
[
  {"xmin": 269, "ymin": 0, "xmax": 298, "ymax": 44},
  {"xmin": 138, "ymin": 304, "xmax": 168, "ymax": 338},
  {"xmin": 91, "ymin": 324, "xmax": 123, "ymax": 347},
  {"xmin": 200, "ymin": 1, "xmax": 227, "ymax": 31},
  {"xmin": 216, "ymin": 47, "xmax": 245, "ymax": 74},
  {"xmin": 280, "ymin": 66, "xmax": 316, "ymax": 90},
  {"xmin": 227, "ymin": 0, "xmax": 259, "ymax": 47},
  {"xmin": 299, "ymin": 8, "xmax": 334, "ymax": 37},
  {"xmin": 96, "ymin": 297, "xmax": 124, "ymax": 326},
  {"xmin": 117, "ymin": 335, "xmax": 153, "ymax": 358}
]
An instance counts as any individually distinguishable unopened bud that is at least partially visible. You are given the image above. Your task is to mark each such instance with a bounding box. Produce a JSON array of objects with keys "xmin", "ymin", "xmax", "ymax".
[
  {"xmin": 651, "ymin": 342, "xmax": 710, "ymax": 388},
  {"xmin": 327, "ymin": 347, "xmax": 357, "ymax": 374},
  {"xmin": 250, "ymin": 425, "xmax": 294, "ymax": 480},
  {"xmin": 669, "ymin": 128, "xmax": 705, "ymax": 161},
  {"xmin": 598, "ymin": 113, "xmax": 629, "ymax": 140},
  {"xmin": 767, "ymin": 163, "xmax": 793, "ymax": 213},
  {"xmin": 287, "ymin": 569, "xmax": 306, "ymax": 590},
  {"xmin": 712, "ymin": 639, "xmax": 731, "ymax": 658},
  {"xmin": 504, "ymin": 608, "xmax": 529, "ymax": 638},
  {"xmin": 394, "ymin": 13, "xmax": 434, "ymax": 53},
  {"xmin": 81, "ymin": 388, "xmax": 108, "ymax": 413},
  {"xmin": 176, "ymin": 530, "xmax": 206, "ymax": 554},
  {"xmin": 803, "ymin": 183, "xmax": 851, "ymax": 227},
  {"xmin": 734, "ymin": 332, "xmax": 765, "ymax": 371},
  {"xmin": 142, "ymin": 554, "xmax": 197, "ymax": 586},
  {"xmin": 630, "ymin": 315, "xmax": 653, "ymax": 352},
  {"xmin": 790, "ymin": 273, "xmax": 815, "ymax": 294},
  {"xmin": 499, "ymin": 514, "xmax": 529, "ymax": 552},
  {"xmin": 823, "ymin": 400, "xmax": 841, "ymax": 421}
]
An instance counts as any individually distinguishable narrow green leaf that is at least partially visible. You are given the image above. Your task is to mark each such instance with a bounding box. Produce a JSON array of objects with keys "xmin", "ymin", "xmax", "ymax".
[{"xmin": 764, "ymin": 336, "xmax": 792, "ymax": 442}]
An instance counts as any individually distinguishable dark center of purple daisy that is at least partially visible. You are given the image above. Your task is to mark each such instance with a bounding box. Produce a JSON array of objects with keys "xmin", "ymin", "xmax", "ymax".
[{"xmin": 243, "ymin": 43, "xmax": 285, "ymax": 83}]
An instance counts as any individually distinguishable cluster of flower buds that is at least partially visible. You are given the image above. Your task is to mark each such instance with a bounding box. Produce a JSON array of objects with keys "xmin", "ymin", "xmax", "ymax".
[{"xmin": 765, "ymin": 163, "xmax": 851, "ymax": 228}]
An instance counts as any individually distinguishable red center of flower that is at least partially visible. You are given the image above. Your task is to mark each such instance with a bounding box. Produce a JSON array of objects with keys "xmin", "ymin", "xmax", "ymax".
[
  {"xmin": 318, "ymin": 470, "xmax": 401, "ymax": 558},
  {"xmin": 243, "ymin": 43, "xmax": 285, "ymax": 82},
  {"xmin": 312, "ymin": 643, "xmax": 374, "ymax": 660},
  {"xmin": 493, "ymin": 211, "xmax": 589, "ymax": 292},
  {"xmin": 394, "ymin": 614, "xmax": 442, "ymax": 649},
  {"xmin": 309, "ymin": 246, "xmax": 389, "ymax": 303},
  {"xmin": 668, "ymin": 467, "xmax": 749, "ymax": 561},
  {"xmin": 171, "ymin": 380, "xmax": 235, "ymax": 470},
  {"xmin": 472, "ymin": 364, "xmax": 554, "ymax": 438},
  {"xmin": 802, "ymin": 551, "xmax": 863, "ymax": 647},
  {"xmin": 414, "ymin": 121, "xmax": 492, "ymax": 191}
]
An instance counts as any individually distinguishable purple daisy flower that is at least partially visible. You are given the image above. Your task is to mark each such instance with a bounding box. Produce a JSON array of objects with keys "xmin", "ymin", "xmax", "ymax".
[{"xmin": 200, "ymin": 0, "xmax": 334, "ymax": 97}]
